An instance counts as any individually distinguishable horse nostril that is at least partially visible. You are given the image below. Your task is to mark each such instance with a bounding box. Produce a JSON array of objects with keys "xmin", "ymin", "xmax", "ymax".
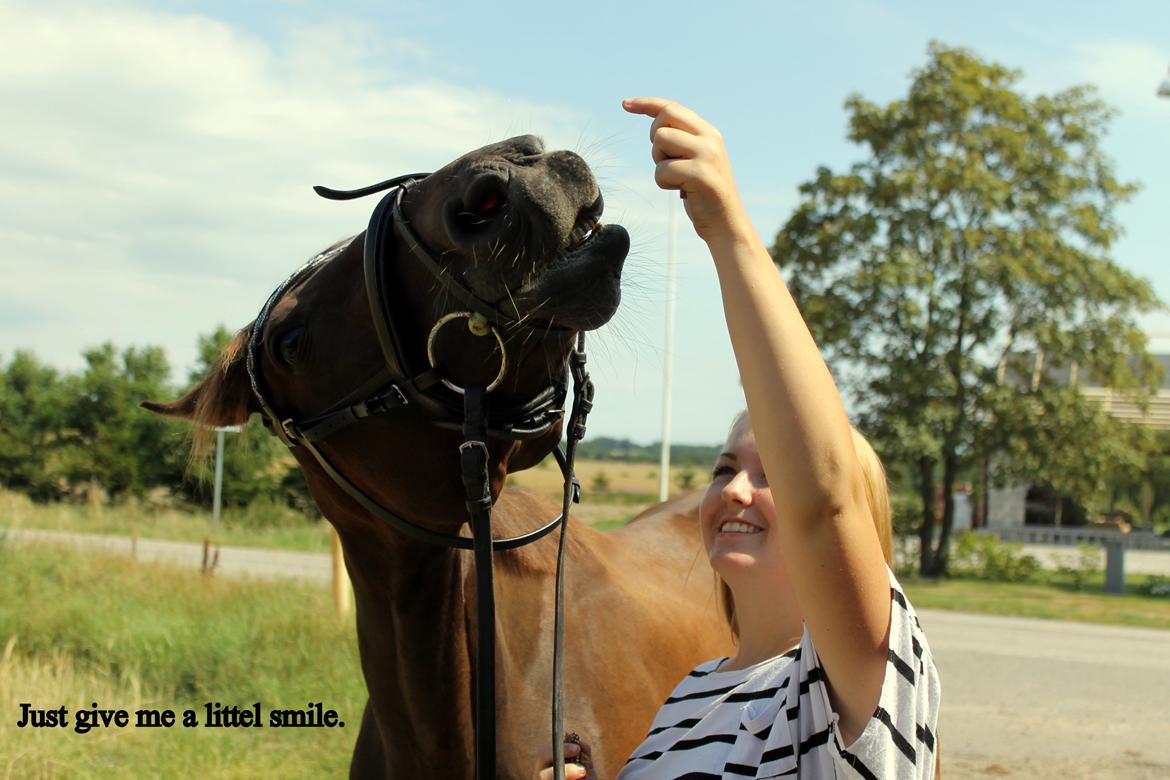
[
  {"xmin": 474, "ymin": 190, "xmax": 504, "ymax": 216},
  {"xmin": 453, "ymin": 175, "xmax": 509, "ymax": 235}
]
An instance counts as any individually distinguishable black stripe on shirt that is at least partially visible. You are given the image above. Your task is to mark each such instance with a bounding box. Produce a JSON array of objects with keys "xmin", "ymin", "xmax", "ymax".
[
  {"xmin": 798, "ymin": 725, "xmax": 833, "ymax": 755},
  {"xmin": 647, "ymin": 717, "xmax": 702, "ymax": 736},
  {"xmin": 674, "ymin": 774, "xmax": 722, "ymax": 780},
  {"xmin": 760, "ymin": 743, "xmax": 794, "ymax": 764},
  {"xmin": 891, "ymin": 587, "xmax": 908, "ymax": 610},
  {"xmin": 874, "ymin": 706, "xmax": 916, "ymax": 763},
  {"xmin": 917, "ymin": 721, "xmax": 936, "ymax": 751},
  {"xmin": 688, "ymin": 663, "xmax": 722, "ymax": 679},
  {"xmin": 725, "ymin": 683, "xmax": 789, "ymax": 703},
  {"xmin": 798, "ymin": 666, "xmax": 825, "ymax": 696},
  {"xmin": 664, "ymin": 683, "xmax": 739, "ymax": 704},
  {"xmin": 630, "ymin": 732, "xmax": 738, "ymax": 761},
  {"xmin": 838, "ymin": 747, "xmax": 881, "ymax": 780},
  {"xmin": 888, "ymin": 648, "xmax": 916, "ymax": 685},
  {"xmin": 912, "ymin": 634, "xmax": 923, "ymax": 659},
  {"xmin": 722, "ymin": 762, "xmax": 759, "ymax": 777}
]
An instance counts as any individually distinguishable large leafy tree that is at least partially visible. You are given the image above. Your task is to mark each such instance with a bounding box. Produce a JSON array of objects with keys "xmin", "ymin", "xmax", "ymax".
[
  {"xmin": 773, "ymin": 43, "xmax": 1163, "ymax": 576},
  {"xmin": 61, "ymin": 343, "xmax": 186, "ymax": 499},
  {"xmin": 0, "ymin": 352, "xmax": 69, "ymax": 498}
]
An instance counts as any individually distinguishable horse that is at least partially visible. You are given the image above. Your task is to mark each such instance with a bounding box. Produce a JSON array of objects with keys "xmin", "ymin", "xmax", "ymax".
[{"xmin": 144, "ymin": 135, "xmax": 733, "ymax": 779}]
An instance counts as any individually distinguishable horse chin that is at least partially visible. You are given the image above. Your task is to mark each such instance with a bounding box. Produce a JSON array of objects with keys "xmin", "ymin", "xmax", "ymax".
[{"xmin": 514, "ymin": 223, "xmax": 629, "ymax": 331}]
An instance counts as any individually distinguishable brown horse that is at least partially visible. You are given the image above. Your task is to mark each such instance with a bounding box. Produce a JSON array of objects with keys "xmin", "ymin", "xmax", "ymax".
[{"xmin": 145, "ymin": 135, "xmax": 732, "ymax": 779}]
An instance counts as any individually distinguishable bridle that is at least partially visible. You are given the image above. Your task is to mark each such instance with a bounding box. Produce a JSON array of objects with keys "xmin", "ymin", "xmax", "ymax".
[{"xmin": 245, "ymin": 171, "xmax": 592, "ymax": 779}]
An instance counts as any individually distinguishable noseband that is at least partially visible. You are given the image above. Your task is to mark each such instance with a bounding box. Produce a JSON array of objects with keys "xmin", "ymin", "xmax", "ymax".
[{"xmin": 245, "ymin": 172, "xmax": 593, "ymax": 780}]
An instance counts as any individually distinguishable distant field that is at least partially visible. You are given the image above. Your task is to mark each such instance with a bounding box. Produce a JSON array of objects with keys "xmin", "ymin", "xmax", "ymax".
[
  {"xmin": 0, "ymin": 460, "xmax": 704, "ymax": 551},
  {"xmin": 513, "ymin": 454, "xmax": 708, "ymax": 499}
]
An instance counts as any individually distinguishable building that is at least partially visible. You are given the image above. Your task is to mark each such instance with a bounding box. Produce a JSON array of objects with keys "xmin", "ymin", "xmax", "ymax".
[{"xmin": 986, "ymin": 353, "xmax": 1170, "ymax": 530}]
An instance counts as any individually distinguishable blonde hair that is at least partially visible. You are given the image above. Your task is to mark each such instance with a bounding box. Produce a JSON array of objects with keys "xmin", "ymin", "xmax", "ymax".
[{"xmin": 716, "ymin": 412, "xmax": 894, "ymax": 640}]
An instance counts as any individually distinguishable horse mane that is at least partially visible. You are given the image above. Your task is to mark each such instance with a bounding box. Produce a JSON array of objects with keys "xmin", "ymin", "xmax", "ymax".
[{"xmin": 186, "ymin": 327, "xmax": 254, "ymax": 463}]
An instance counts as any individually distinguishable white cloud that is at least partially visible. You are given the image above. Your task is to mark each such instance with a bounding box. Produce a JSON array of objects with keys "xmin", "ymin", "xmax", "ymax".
[
  {"xmin": 0, "ymin": 1, "xmax": 596, "ymax": 376},
  {"xmin": 0, "ymin": 2, "xmax": 755, "ymax": 444},
  {"xmin": 1022, "ymin": 38, "xmax": 1170, "ymax": 122}
]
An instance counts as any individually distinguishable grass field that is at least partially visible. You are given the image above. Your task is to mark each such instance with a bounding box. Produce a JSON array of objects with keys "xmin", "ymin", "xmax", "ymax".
[
  {"xmin": 902, "ymin": 577, "xmax": 1170, "ymax": 629},
  {"xmin": 2, "ymin": 520, "xmax": 1169, "ymax": 776},
  {"xmin": 0, "ymin": 542, "xmax": 366, "ymax": 778}
]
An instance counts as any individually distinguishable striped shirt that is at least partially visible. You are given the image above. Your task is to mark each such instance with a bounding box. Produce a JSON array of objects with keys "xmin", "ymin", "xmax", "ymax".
[{"xmin": 618, "ymin": 568, "xmax": 940, "ymax": 779}]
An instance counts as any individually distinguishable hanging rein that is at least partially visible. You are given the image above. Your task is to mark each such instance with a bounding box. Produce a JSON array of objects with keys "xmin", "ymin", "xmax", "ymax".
[{"xmin": 245, "ymin": 172, "xmax": 592, "ymax": 780}]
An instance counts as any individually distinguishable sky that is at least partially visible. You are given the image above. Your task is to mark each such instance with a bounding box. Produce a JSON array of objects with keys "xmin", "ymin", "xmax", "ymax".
[{"xmin": 2, "ymin": 0, "xmax": 1168, "ymax": 446}]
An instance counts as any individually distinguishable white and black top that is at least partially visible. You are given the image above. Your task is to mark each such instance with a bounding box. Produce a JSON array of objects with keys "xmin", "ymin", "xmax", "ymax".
[{"xmin": 618, "ymin": 568, "xmax": 940, "ymax": 779}]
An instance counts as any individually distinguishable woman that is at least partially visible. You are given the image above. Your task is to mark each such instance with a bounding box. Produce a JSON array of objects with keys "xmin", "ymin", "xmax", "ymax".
[{"xmin": 541, "ymin": 98, "xmax": 940, "ymax": 779}]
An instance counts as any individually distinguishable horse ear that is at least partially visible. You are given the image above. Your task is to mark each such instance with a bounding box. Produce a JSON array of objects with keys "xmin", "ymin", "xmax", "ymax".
[{"xmin": 140, "ymin": 327, "xmax": 256, "ymax": 427}]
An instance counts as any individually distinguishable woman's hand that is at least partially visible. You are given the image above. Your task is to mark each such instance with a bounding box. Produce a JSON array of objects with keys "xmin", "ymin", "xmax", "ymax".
[
  {"xmin": 535, "ymin": 734, "xmax": 597, "ymax": 780},
  {"xmin": 622, "ymin": 97, "xmax": 752, "ymax": 246}
]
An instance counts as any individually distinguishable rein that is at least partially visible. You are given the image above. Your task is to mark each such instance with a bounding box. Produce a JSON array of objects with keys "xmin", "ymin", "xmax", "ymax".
[{"xmin": 246, "ymin": 173, "xmax": 593, "ymax": 780}]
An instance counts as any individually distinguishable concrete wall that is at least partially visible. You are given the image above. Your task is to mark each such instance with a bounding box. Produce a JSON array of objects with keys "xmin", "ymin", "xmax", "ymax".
[{"xmin": 987, "ymin": 484, "xmax": 1028, "ymax": 529}]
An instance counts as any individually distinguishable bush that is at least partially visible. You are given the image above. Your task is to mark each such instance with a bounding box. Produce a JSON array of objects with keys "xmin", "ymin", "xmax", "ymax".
[
  {"xmin": 1135, "ymin": 575, "xmax": 1170, "ymax": 599},
  {"xmin": 1054, "ymin": 544, "xmax": 1102, "ymax": 591},
  {"xmin": 890, "ymin": 493, "xmax": 921, "ymax": 537},
  {"xmin": 229, "ymin": 495, "xmax": 316, "ymax": 529},
  {"xmin": 591, "ymin": 470, "xmax": 610, "ymax": 493},
  {"xmin": 950, "ymin": 531, "xmax": 1041, "ymax": 583}
]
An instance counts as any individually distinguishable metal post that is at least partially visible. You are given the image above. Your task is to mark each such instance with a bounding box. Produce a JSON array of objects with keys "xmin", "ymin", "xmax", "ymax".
[
  {"xmin": 213, "ymin": 428, "xmax": 226, "ymax": 536},
  {"xmin": 658, "ymin": 195, "xmax": 679, "ymax": 502},
  {"xmin": 1104, "ymin": 541, "xmax": 1125, "ymax": 594},
  {"xmin": 331, "ymin": 527, "xmax": 351, "ymax": 615}
]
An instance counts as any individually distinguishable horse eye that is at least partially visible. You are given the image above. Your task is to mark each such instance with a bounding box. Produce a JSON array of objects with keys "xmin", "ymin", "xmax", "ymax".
[{"xmin": 277, "ymin": 326, "xmax": 305, "ymax": 366}]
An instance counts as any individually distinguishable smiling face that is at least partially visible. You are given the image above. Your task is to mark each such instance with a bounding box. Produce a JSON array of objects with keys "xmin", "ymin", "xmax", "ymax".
[{"xmin": 700, "ymin": 417, "xmax": 789, "ymax": 584}]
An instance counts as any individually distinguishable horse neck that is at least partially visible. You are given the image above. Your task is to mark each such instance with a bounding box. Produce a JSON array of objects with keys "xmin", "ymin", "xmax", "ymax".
[{"xmin": 343, "ymin": 530, "xmax": 477, "ymax": 776}]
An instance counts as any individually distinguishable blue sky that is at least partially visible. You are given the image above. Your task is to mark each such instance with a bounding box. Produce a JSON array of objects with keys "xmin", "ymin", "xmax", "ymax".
[{"xmin": 2, "ymin": 0, "xmax": 1167, "ymax": 445}]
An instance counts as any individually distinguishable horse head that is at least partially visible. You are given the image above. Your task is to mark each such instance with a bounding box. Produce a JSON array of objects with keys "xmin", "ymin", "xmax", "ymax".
[{"xmin": 145, "ymin": 135, "xmax": 629, "ymax": 541}]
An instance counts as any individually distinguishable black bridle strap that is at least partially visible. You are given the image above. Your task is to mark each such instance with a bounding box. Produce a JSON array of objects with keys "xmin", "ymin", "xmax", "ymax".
[
  {"xmin": 552, "ymin": 334, "xmax": 594, "ymax": 780},
  {"xmin": 461, "ymin": 386, "xmax": 495, "ymax": 780},
  {"xmin": 287, "ymin": 367, "xmax": 443, "ymax": 444},
  {"xmin": 289, "ymin": 432, "xmax": 572, "ymax": 551},
  {"xmin": 313, "ymin": 173, "xmax": 431, "ymax": 202}
]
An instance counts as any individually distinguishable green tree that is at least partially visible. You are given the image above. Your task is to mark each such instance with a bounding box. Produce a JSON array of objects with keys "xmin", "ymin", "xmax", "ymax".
[
  {"xmin": 0, "ymin": 351, "xmax": 69, "ymax": 498},
  {"xmin": 61, "ymin": 343, "xmax": 185, "ymax": 499},
  {"xmin": 773, "ymin": 43, "xmax": 1163, "ymax": 576}
]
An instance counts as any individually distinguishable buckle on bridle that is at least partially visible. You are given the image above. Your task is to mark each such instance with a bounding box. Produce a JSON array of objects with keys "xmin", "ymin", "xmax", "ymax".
[
  {"xmin": 280, "ymin": 418, "xmax": 301, "ymax": 446},
  {"xmin": 459, "ymin": 439, "xmax": 489, "ymax": 456}
]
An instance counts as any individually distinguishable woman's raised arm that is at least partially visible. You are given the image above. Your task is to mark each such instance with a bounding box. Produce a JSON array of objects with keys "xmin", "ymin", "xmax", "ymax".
[{"xmin": 623, "ymin": 97, "xmax": 892, "ymax": 741}]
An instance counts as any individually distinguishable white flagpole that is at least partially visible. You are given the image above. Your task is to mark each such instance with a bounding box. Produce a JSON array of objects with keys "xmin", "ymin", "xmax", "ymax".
[{"xmin": 658, "ymin": 195, "xmax": 679, "ymax": 502}]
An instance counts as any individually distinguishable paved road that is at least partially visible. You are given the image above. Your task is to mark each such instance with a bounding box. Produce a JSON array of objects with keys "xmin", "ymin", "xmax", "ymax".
[
  {"xmin": 2, "ymin": 527, "xmax": 333, "ymax": 581},
  {"xmin": 6, "ymin": 527, "xmax": 1170, "ymax": 778},
  {"xmin": 919, "ymin": 609, "xmax": 1170, "ymax": 779}
]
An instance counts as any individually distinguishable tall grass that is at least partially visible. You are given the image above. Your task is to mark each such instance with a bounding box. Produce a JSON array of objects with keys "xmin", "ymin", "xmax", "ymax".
[{"xmin": 0, "ymin": 541, "xmax": 366, "ymax": 778}]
